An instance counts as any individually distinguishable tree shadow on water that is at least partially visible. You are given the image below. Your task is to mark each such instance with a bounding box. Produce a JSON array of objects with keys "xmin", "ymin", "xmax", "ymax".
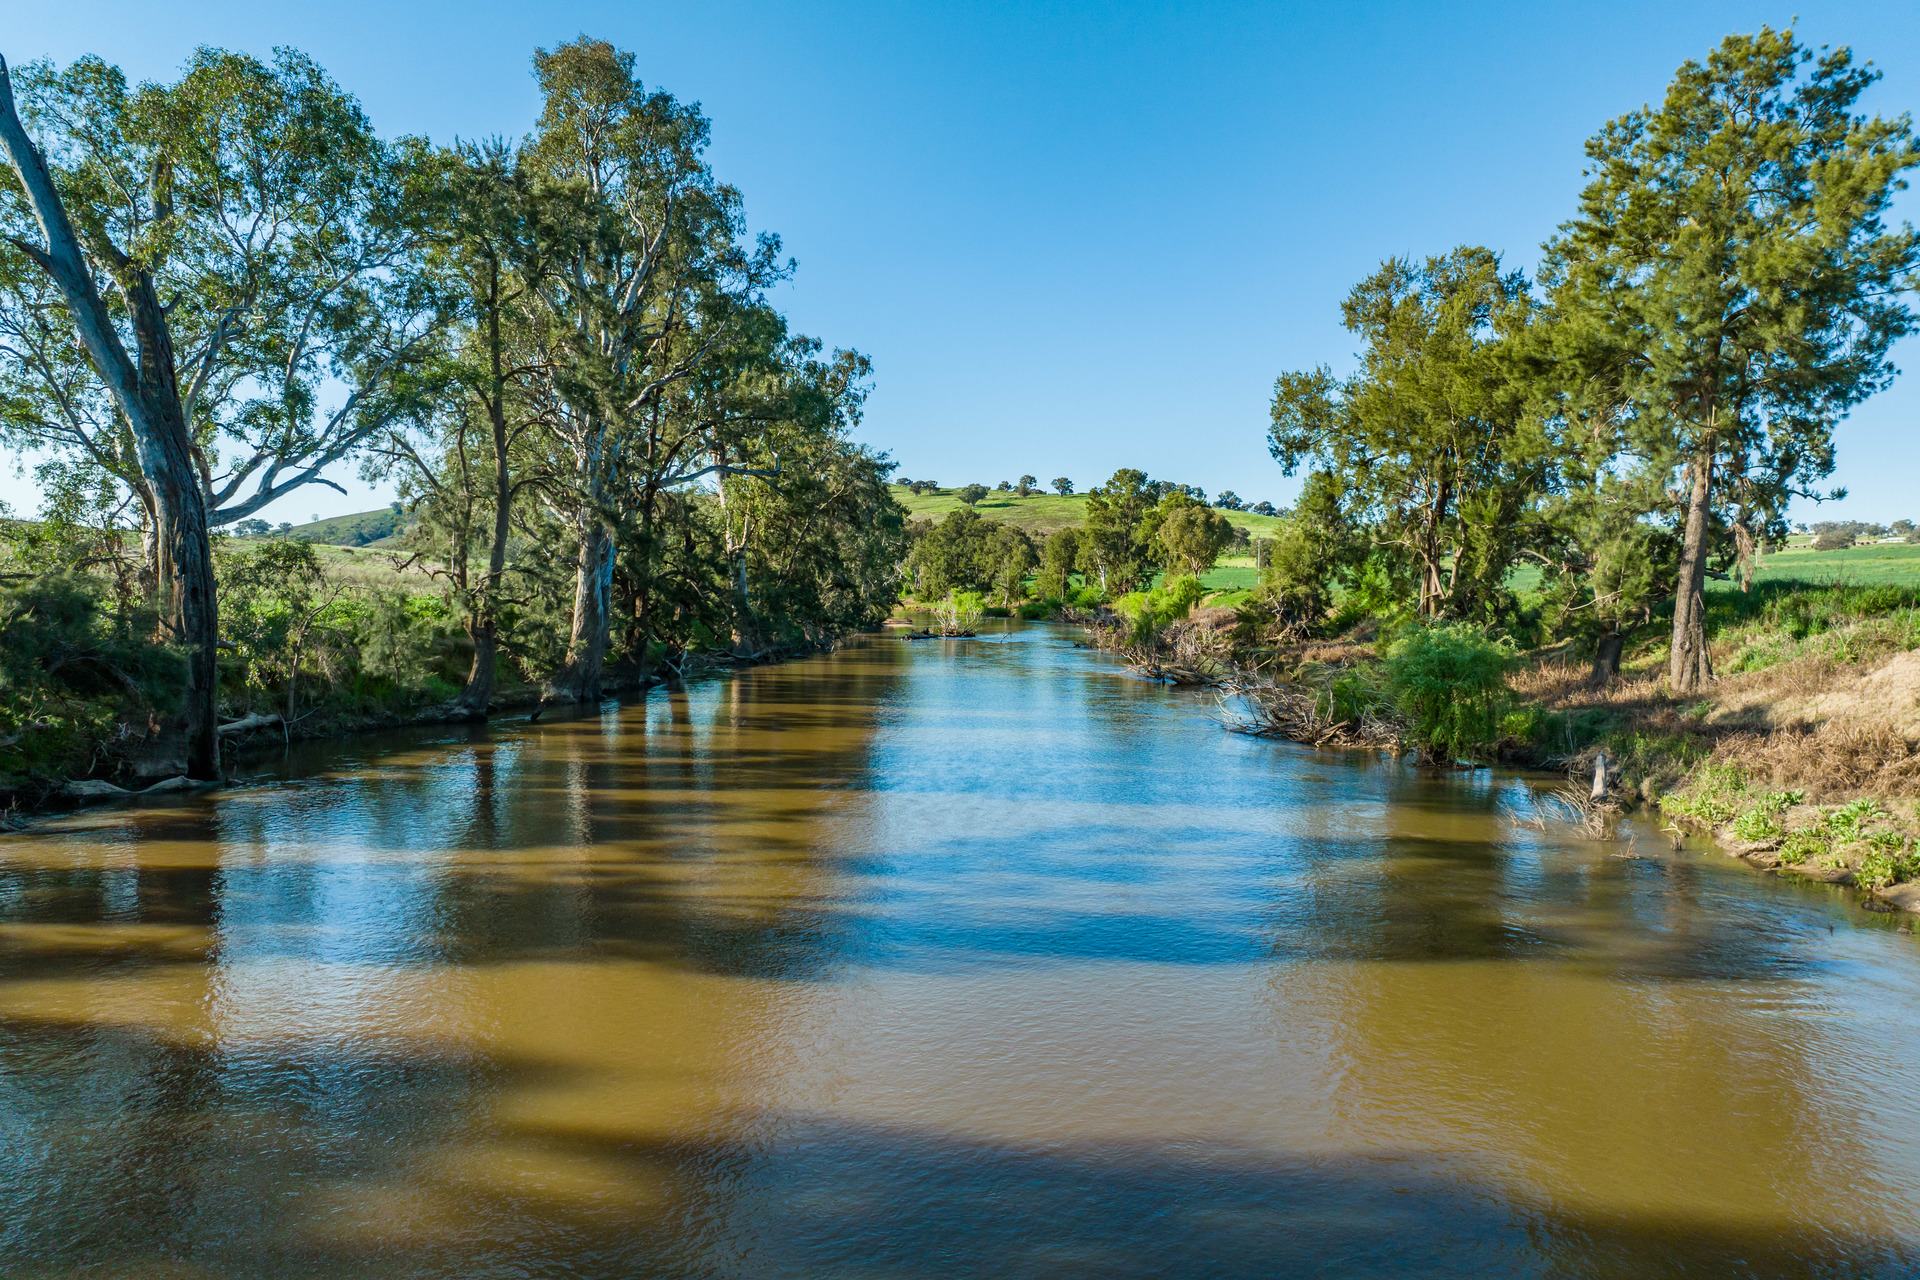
[{"xmin": 1, "ymin": 1013, "xmax": 1911, "ymax": 1280}]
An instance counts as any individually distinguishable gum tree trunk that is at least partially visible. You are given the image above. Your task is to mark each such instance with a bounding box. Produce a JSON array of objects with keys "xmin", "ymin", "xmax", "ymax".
[
  {"xmin": 449, "ymin": 301, "xmax": 517, "ymax": 722},
  {"xmin": 0, "ymin": 62, "xmax": 219, "ymax": 778},
  {"xmin": 546, "ymin": 517, "xmax": 614, "ymax": 704},
  {"xmin": 1668, "ymin": 444, "xmax": 1715, "ymax": 696}
]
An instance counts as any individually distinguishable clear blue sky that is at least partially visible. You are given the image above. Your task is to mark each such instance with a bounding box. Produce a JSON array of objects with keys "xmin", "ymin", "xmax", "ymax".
[{"xmin": 4, "ymin": 0, "xmax": 1917, "ymax": 522}]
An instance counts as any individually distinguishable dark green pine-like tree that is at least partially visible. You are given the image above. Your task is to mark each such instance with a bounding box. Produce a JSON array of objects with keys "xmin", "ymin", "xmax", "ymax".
[{"xmin": 1541, "ymin": 27, "xmax": 1919, "ymax": 694}]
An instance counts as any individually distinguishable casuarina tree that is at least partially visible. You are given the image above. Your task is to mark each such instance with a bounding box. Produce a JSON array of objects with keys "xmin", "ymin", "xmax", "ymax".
[{"xmin": 1541, "ymin": 27, "xmax": 1919, "ymax": 694}]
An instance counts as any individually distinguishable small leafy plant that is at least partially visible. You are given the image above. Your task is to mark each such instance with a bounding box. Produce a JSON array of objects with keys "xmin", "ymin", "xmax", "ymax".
[{"xmin": 1383, "ymin": 623, "xmax": 1514, "ymax": 761}]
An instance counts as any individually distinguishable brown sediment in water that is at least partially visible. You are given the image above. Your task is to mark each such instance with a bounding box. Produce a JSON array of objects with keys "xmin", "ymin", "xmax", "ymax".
[{"xmin": 2, "ymin": 622, "xmax": 1919, "ymax": 1277}]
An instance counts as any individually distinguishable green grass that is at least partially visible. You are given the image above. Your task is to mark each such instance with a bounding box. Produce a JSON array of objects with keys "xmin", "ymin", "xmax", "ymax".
[
  {"xmin": 891, "ymin": 485, "xmax": 1286, "ymax": 538},
  {"xmin": 271, "ymin": 507, "xmax": 412, "ymax": 548},
  {"xmin": 1199, "ymin": 557, "xmax": 1259, "ymax": 591},
  {"xmin": 1504, "ymin": 537, "xmax": 1920, "ymax": 601},
  {"xmin": 1739, "ymin": 538, "xmax": 1920, "ymax": 588}
]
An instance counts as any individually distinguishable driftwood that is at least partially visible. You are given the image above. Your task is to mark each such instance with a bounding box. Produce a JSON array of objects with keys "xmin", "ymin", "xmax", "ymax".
[
  {"xmin": 218, "ymin": 713, "xmax": 284, "ymax": 737},
  {"xmin": 60, "ymin": 775, "xmax": 219, "ymax": 802},
  {"xmin": 1218, "ymin": 675, "xmax": 1403, "ymax": 750}
]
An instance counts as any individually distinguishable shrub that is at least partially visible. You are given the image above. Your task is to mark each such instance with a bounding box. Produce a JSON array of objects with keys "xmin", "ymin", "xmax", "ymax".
[
  {"xmin": 1114, "ymin": 574, "xmax": 1208, "ymax": 647},
  {"xmin": 1067, "ymin": 584, "xmax": 1106, "ymax": 610},
  {"xmin": 1731, "ymin": 807, "xmax": 1783, "ymax": 842},
  {"xmin": 935, "ymin": 590, "xmax": 985, "ymax": 634},
  {"xmin": 0, "ymin": 573, "xmax": 183, "ymax": 783},
  {"xmin": 1325, "ymin": 665, "xmax": 1392, "ymax": 726},
  {"xmin": 1383, "ymin": 623, "xmax": 1513, "ymax": 761}
]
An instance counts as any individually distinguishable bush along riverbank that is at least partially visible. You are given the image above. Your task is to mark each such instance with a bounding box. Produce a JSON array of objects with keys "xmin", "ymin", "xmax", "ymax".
[
  {"xmin": 1067, "ymin": 577, "xmax": 1920, "ymax": 914},
  {"xmin": 1, "ymin": 510, "xmax": 894, "ymax": 816}
]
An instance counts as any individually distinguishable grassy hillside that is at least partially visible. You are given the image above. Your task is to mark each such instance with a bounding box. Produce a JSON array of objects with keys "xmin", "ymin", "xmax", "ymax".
[
  {"xmin": 891, "ymin": 485, "xmax": 1286, "ymax": 537},
  {"xmin": 269, "ymin": 507, "xmax": 412, "ymax": 548}
]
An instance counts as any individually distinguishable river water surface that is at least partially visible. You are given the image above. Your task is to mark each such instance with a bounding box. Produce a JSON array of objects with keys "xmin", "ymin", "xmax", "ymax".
[{"xmin": 4, "ymin": 624, "xmax": 1920, "ymax": 1278}]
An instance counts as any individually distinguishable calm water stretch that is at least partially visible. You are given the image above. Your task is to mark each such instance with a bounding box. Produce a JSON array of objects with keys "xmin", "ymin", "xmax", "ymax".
[{"xmin": 4, "ymin": 624, "xmax": 1920, "ymax": 1278}]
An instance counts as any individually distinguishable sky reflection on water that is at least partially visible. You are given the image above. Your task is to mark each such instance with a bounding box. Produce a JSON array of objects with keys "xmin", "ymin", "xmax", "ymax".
[{"xmin": 3, "ymin": 624, "xmax": 1920, "ymax": 1277}]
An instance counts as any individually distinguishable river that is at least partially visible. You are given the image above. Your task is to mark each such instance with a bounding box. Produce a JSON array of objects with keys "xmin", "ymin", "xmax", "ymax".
[{"xmin": 3, "ymin": 623, "xmax": 1919, "ymax": 1278}]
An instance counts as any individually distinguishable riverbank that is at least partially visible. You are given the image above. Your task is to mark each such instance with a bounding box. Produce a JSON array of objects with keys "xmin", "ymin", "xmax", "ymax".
[
  {"xmin": 0, "ymin": 637, "xmax": 852, "ymax": 821},
  {"xmin": 1071, "ymin": 581, "xmax": 1920, "ymax": 913}
]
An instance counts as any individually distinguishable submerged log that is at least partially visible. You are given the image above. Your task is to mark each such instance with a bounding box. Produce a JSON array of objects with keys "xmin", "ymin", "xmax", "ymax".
[{"xmin": 218, "ymin": 713, "xmax": 284, "ymax": 737}]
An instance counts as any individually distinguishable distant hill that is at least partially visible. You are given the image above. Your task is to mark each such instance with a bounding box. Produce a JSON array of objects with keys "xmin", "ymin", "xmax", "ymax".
[
  {"xmin": 266, "ymin": 507, "xmax": 412, "ymax": 548},
  {"xmin": 892, "ymin": 486, "xmax": 1286, "ymax": 537}
]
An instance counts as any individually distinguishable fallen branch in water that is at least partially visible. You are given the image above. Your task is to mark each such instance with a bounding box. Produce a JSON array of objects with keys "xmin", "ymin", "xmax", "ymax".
[
  {"xmin": 217, "ymin": 713, "xmax": 283, "ymax": 737},
  {"xmin": 1218, "ymin": 673, "xmax": 1403, "ymax": 750}
]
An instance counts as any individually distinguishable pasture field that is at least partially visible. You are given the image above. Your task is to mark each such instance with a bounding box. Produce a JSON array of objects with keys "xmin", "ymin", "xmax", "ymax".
[{"xmin": 891, "ymin": 486, "xmax": 1286, "ymax": 538}]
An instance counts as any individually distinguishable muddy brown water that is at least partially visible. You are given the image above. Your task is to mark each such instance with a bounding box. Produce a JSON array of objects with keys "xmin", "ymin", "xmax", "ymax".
[{"xmin": 4, "ymin": 623, "xmax": 1920, "ymax": 1278}]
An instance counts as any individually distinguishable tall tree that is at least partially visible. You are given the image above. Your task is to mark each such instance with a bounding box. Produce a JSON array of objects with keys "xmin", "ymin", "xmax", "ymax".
[
  {"xmin": 369, "ymin": 142, "xmax": 547, "ymax": 720},
  {"xmin": 1269, "ymin": 247, "xmax": 1541, "ymax": 622},
  {"xmin": 1541, "ymin": 28, "xmax": 1919, "ymax": 693},
  {"xmin": 1152, "ymin": 492, "xmax": 1234, "ymax": 576},
  {"xmin": 518, "ymin": 38, "xmax": 785, "ymax": 704},
  {"xmin": 0, "ymin": 48, "xmax": 440, "ymax": 775}
]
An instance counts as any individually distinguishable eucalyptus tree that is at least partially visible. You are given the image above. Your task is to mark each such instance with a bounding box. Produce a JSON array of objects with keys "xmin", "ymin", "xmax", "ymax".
[
  {"xmin": 704, "ymin": 334, "xmax": 873, "ymax": 655},
  {"xmin": 366, "ymin": 141, "xmax": 548, "ymax": 719},
  {"xmin": 603, "ymin": 309, "xmax": 828, "ymax": 669},
  {"xmin": 517, "ymin": 38, "xmax": 788, "ymax": 703},
  {"xmin": 1269, "ymin": 247, "xmax": 1542, "ymax": 621},
  {"xmin": 0, "ymin": 48, "xmax": 440, "ymax": 776},
  {"xmin": 1153, "ymin": 493, "xmax": 1234, "ymax": 575},
  {"xmin": 1035, "ymin": 526, "xmax": 1081, "ymax": 599},
  {"xmin": 717, "ymin": 424, "xmax": 904, "ymax": 646},
  {"xmin": 1541, "ymin": 27, "xmax": 1919, "ymax": 693},
  {"xmin": 1079, "ymin": 468, "xmax": 1156, "ymax": 592}
]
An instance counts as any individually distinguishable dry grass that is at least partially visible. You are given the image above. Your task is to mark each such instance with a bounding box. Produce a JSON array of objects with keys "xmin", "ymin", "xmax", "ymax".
[{"xmin": 1703, "ymin": 721, "xmax": 1920, "ymax": 802}]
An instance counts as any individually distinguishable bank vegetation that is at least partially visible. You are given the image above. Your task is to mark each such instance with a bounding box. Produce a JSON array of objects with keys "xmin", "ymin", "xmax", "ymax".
[{"xmin": 0, "ymin": 38, "xmax": 904, "ymax": 806}]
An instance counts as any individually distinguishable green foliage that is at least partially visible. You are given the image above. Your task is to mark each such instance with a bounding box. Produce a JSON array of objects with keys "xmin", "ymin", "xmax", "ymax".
[
  {"xmin": 0, "ymin": 573, "xmax": 184, "ymax": 783},
  {"xmin": 935, "ymin": 590, "xmax": 985, "ymax": 634},
  {"xmin": 1859, "ymin": 832, "xmax": 1920, "ymax": 889},
  {"xmin": 1539, "ymin": 27, "xmax": 1920, "ymax": 688},
  {"xmin": 1151, "ymin": 494, "xmax": 1234, "ymax": 576},
  {"xmin": 1823, "ymin": 798, "xmax": 1886, "ymax": 842},
  {"xmin": 1080, "ymin": 468, "xmax": 1158, "ymax": 594},
  {"xmin": 1035, "ymin": 527, "xmax": 1082, "ymax": 601},
  {"xmin": 1730, "ymin": 807, "xmax": 1784, "ymax": 843},
  {"xmin": 1270, "ymin": 247, "xmax": 1541, "ymax": 623},
  {"xmin": 1778, "ymin": 829, "xmax": 1827, "ymax": 866},
  {"xmin": 1325, "ymin": 665, "xmax": 1392, "ymax": 726},
  {"xmin": 907, "ymin": 509, "xmax": 1005, "ymax": 599},
  {"xmin": 1665, "ymin": 764, "xmax": 1751, "ymax": 826},
  {"xmin": 1382, "ymin": 622, "xmax": 1514, "ymax": 760},
  {"xmin": 1258, "ymin": 471, "xmax": 1358, "ymax": 631},
  {"xmin": 1066, "ymin": 583, "xmax": 1106, "ymax": 611},
  {"xmin": 1113, "ymin": 574, "xmax": 1207, "ymax": 647}
]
